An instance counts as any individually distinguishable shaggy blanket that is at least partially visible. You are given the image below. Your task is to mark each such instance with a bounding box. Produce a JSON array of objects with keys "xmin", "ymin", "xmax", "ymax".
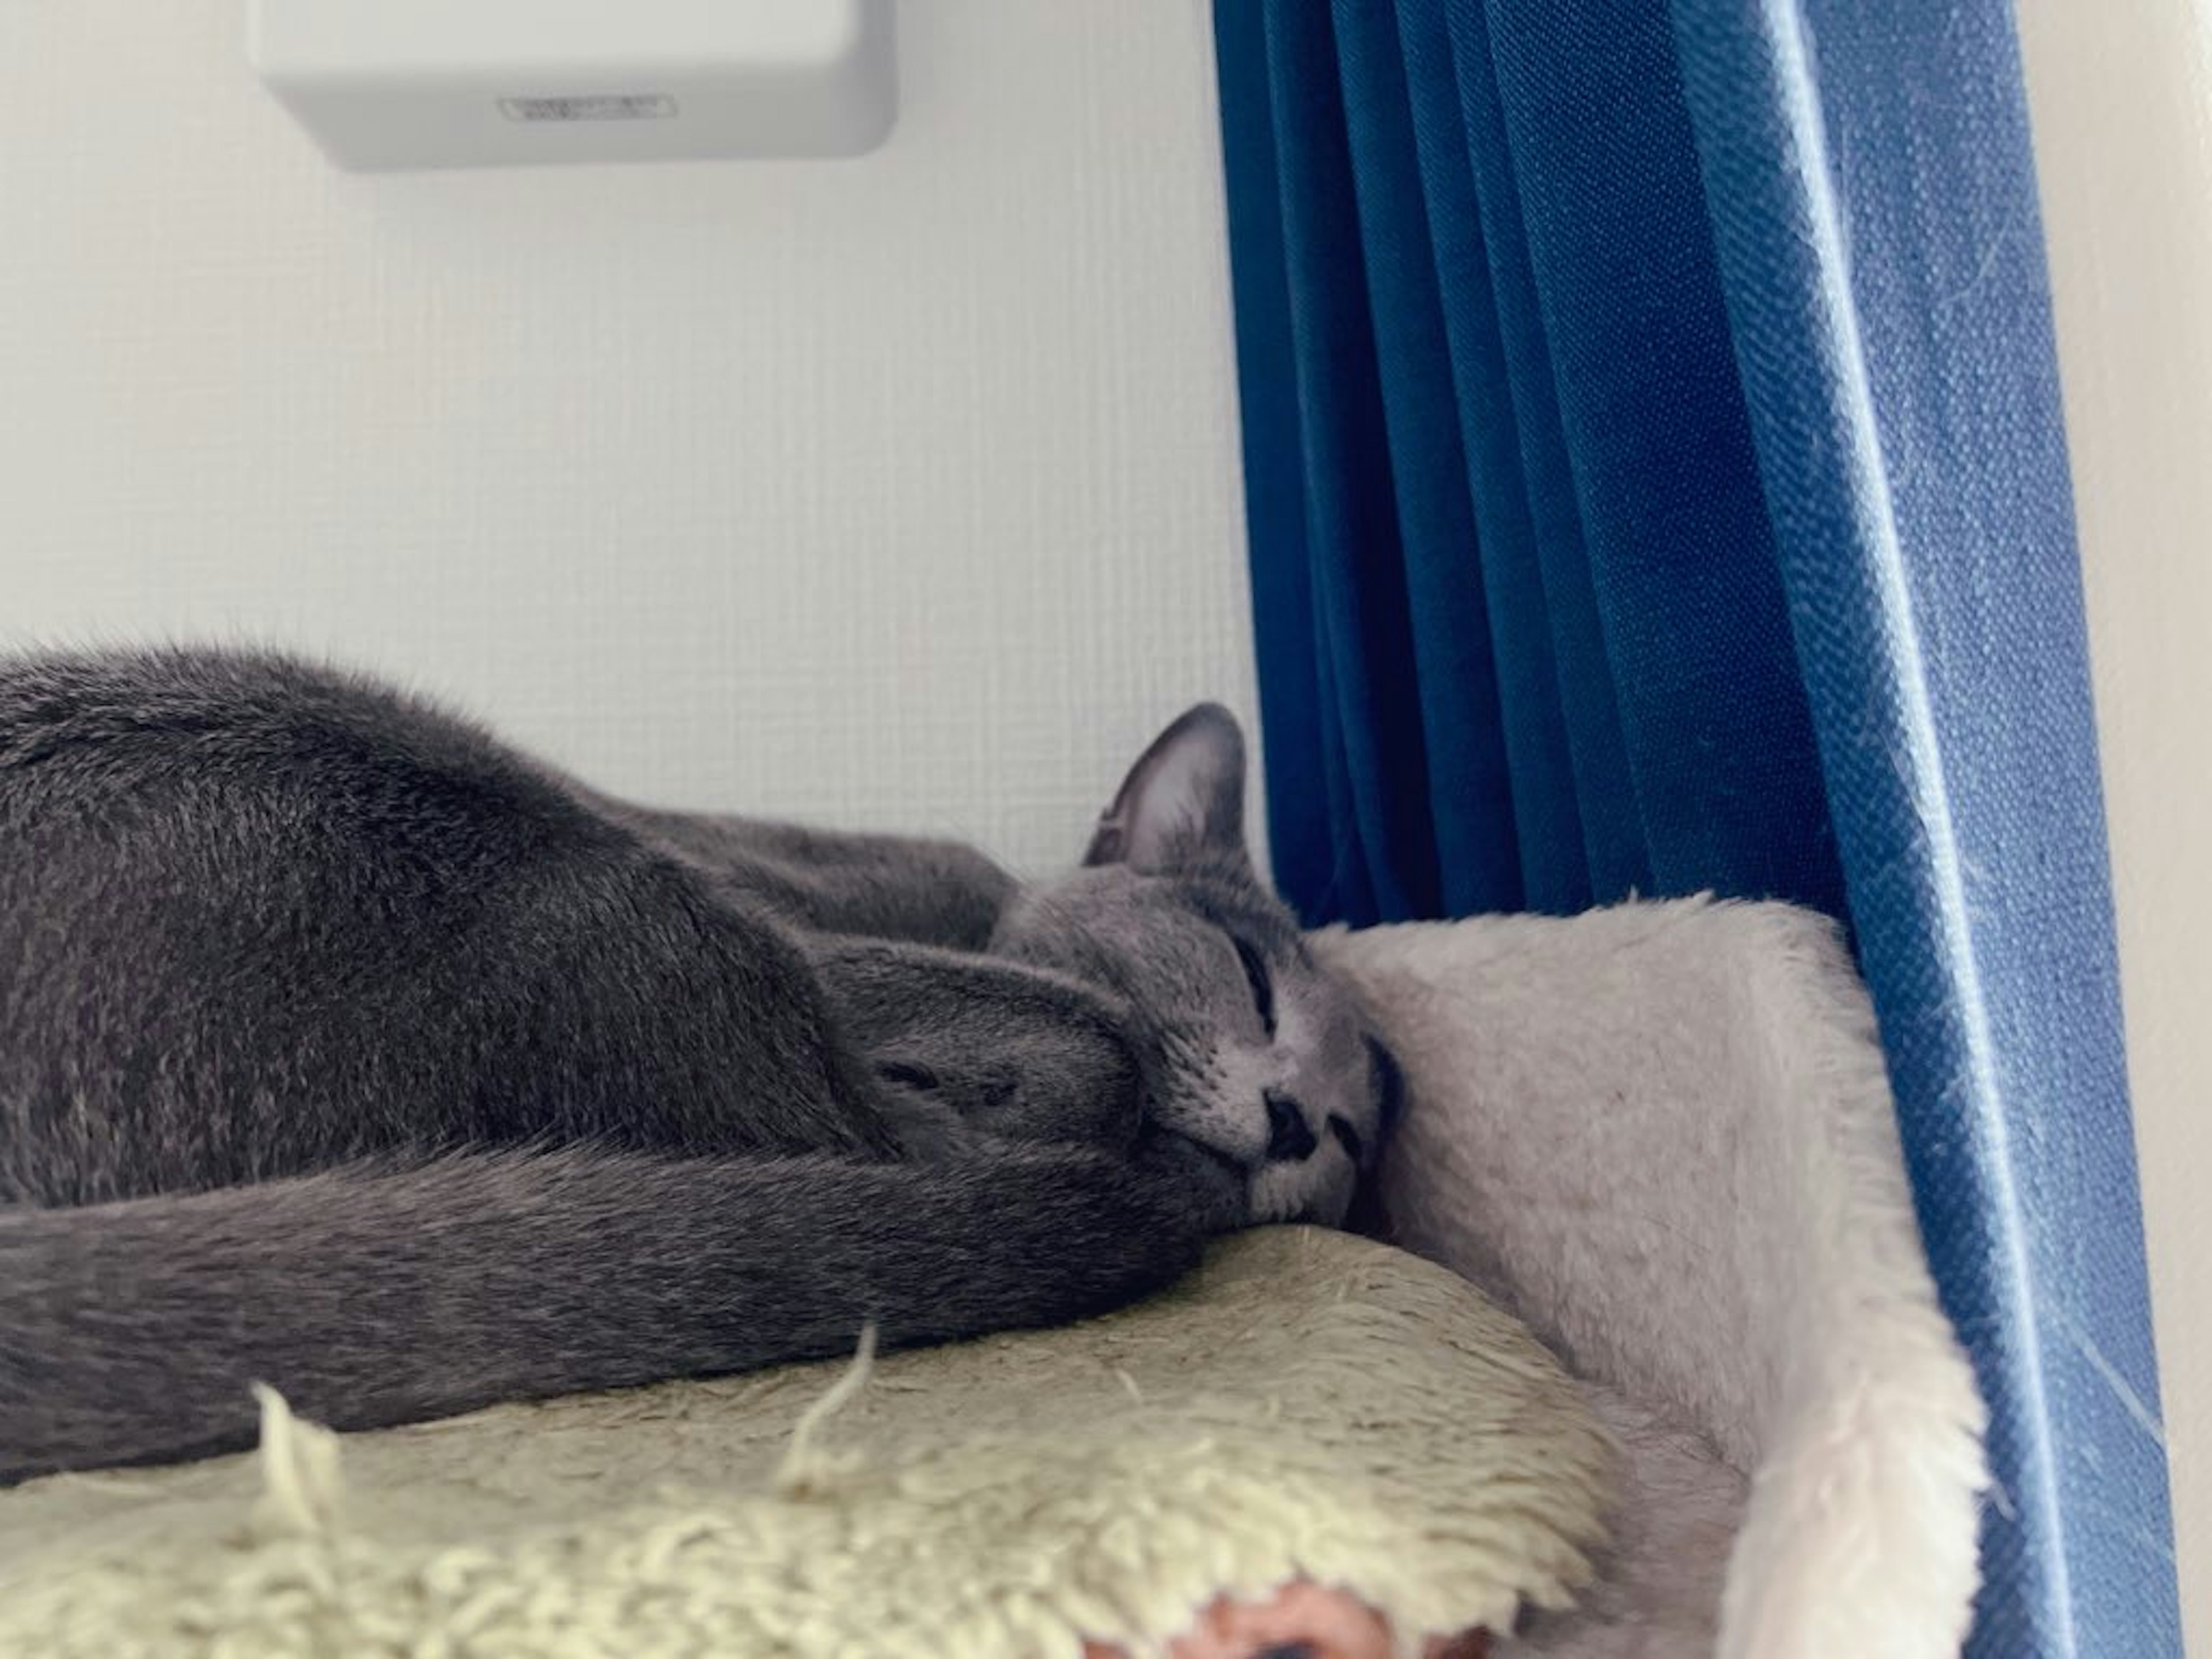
[{"xmin": 0, "ymin": 1228, "xmax": 1610, "ymax": 1657}]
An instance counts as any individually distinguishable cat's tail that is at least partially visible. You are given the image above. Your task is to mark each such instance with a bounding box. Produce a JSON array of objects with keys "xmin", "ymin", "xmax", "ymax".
[{"xmin": 0, "ymin": 1138, "xmax": 1237, "ymax": 1483}]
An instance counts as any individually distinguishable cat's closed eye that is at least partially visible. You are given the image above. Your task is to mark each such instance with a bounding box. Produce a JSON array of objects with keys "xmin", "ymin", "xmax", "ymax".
[
  {"xmin": 1365, "ymin": 1035, "xmax": 1406, "ymax": 1134},
  {"xmin": 1229, "ymin": 934, "xmax": 1275, "ymax": 1037}
]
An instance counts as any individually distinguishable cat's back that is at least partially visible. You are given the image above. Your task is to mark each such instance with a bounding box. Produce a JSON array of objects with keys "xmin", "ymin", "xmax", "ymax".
[
  {"xmin": 0, "ymin": 647, "xmax": 887, "ymax": 1204},
  {"xmin": 3, "ymin": 645, "xmax": 443, "ymax": 763},
  {"xmin": 0, "ymin": 648, "xmax": 632, "ymax": 1201},
  {"xmin": 0, "ymin": 646, "xmax": 578, "ymax": 846}
]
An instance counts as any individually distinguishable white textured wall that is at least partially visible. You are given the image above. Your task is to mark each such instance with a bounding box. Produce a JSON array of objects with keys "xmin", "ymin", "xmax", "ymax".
[
  {"xmin": 2016, "ymin": 2, "xmax": 2212, "ymax": 1647},
  {"xmin": 0, "ymin": 2, "xmax": 1256, "ymax": 877}
]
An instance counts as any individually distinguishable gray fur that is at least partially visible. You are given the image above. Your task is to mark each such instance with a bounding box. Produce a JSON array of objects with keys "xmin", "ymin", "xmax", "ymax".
[{"xmin": 0, "ymin": 647, "xmax": 1392, "ymax": 1480}]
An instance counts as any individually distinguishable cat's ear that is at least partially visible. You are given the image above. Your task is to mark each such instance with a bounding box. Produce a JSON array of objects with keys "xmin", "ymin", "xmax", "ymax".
[{"xmin": 1084, "ymin": 703, "xmax": 1249, "ymax": 873}]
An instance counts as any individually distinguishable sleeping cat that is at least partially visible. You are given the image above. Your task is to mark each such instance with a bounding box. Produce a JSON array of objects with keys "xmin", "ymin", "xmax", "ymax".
[{"xmin": 0, "ymin": 647, "xmax": 1400, "ymax": 1482}]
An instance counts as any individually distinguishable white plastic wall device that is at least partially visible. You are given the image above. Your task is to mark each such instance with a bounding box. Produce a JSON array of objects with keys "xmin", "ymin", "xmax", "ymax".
[{"xmin": 246, "ymin": 0, "xmax": 896, "ymax": 171}]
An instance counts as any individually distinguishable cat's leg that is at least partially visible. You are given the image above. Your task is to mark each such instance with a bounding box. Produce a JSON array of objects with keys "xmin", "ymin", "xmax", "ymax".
[
  {"xmin": 804, "ymin": 938, "xmax": 1148, "ymax": 1153},
  {"xmin": 592, "ymin": 801, "xmax": 1015, "ymax": 949},
  {"xmin": 470, "ymin": 804, "xmax": 1029, "ymax": 1163},
  {"xmin": 452, "ymin": 854, "xmax": 949, "ymax": 1162}
]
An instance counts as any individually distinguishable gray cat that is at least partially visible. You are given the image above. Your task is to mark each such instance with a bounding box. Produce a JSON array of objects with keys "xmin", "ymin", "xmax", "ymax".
[{"xmin": 0, "ymin": 647, "xmax": 1400, "ymax": 1481}]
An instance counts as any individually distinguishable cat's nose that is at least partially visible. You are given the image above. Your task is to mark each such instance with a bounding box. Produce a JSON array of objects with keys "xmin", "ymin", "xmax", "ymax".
[{"xmin": 1264, "ymin": 1090, "xmax": 1318, "ymax": 1162}]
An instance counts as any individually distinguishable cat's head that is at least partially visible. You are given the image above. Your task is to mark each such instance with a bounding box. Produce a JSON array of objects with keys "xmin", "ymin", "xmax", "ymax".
[{"xmin": 993, "ymin": 706, "xmax": 1403, "ymax": 1226}]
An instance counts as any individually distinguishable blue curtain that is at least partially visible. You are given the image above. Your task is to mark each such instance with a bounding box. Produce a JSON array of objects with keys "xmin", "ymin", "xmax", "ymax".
[{"xmin": 1211, "ymin": 1, "xmax": 2179, "ymax": 1653}]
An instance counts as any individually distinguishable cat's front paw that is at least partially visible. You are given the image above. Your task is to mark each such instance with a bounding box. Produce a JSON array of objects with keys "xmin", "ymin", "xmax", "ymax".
[
  {"xmin": 869, "ymin": 1016, "xmax": 1145, "ymax": 1154},
  {"xmin": 1131, "ymin": 1128, "xmax": 1251, "ymax": 1236}
]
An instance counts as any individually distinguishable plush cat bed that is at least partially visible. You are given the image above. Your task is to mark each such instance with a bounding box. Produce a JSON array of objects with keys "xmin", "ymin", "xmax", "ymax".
[
  {"xmin": 0, "ymin": 896, "xmax": 1983, "ymax": 1658},
  {"xmin": 1317, "ymin": 898, "xmax": 1987, "ymax": 1657}
]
